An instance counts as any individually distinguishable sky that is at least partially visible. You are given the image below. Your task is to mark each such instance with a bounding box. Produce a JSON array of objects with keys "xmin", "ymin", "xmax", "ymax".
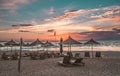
[{"xmin": 0, "ymin": 0, "xmax": 120, "ymax": 41}]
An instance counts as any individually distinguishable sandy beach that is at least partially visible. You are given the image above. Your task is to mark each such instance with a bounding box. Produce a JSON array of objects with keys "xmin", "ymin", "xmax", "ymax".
[
  {"xmin": 0, "ymin": 51, "xmax": 120, "ymax": 76},
  {"xmin": 0, "ymin": 0, "xmax": 120, "ymax": 76}
]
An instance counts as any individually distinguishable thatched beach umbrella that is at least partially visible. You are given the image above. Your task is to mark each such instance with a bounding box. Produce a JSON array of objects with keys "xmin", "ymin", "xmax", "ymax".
[
  {"xmin": 20, "ymin": 41, "xmax": 30, "ymax": 46},
  {"xmin": 42, "ymin": 41, "xmax": 54, "ymax": 51},
  {"xmin": 43, "ymin": 41, "xmax": 54, "ymax": 47},
  {"xmin": 63, "ymin": 36, "xmax": 82, "ymax": 52},
  {"xmin": 30, "ymin": 38, "xmax": 43, "ymax": 46},
  {"xmin": 4, "ymin": 39, "xmax": 19, "ymax": 54},
  {"xmin": 4, "ymin": 39, "xmax": 19, "ymax": 46},
  {"xmin": 84, "ymin": 38, "xmax": 100, "ymax": 58},
  {"xmin": 30, "ymin": 39, "xmax": 43, "ymax": 51}
]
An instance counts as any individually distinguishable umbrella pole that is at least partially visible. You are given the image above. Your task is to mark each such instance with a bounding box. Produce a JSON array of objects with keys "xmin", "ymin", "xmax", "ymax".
[
  {"xmin": 0, "ymin": 47, "xmax": 1, "ymax": 55},
  {"xmin": 69, "ymin": 43, "xmax": 70, "ymax": 52},
  {"xmin": 47, "ymin": 46, "xmax": 48, "ymax": 52},
  {"xmin": 70, "ymin": 44, "xmax": 71, "ymax": 52},
  {"xmin": 7, "ymin": 46, "xmax": 8, "ymax": 52},
  {"xmin": 18, "ymin": 38, "xmax": 22, "ymax": 73},
  {"xmin": 11, "ymin": 46, "xmax": 12, "ymax": 56},
  {"xmin": 54, "ymin": 31, "xmax": 57, "ymax": 51},
  {"xmin": 68, "ymin": 42, "xmax": 70, "ymax": 52},
  {"xmin": 61, "ymin": 44, "xmax": 63, "ymax": 55},
  {"xmin": 68, "ymin": 43, "xmax": 69, "ymax": 52},
  {"xmin": 60, "ymin": 40, "xmax": 63, "ymax": 55},
  {"xmin": 37, "ymin": 45, "xmax": 39, "ymax": 52},
  {"xmin": 91, "ymin": 44, "xmax": 93, "ymax": 58},
  {"xmin": 43, "ymin": 46, "xmax": 45, "ymax": 51}
]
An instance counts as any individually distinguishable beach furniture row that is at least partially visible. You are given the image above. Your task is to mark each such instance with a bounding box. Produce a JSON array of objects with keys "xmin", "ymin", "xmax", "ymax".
[
  {"xmin": 29, "ymin": 52, "xmax": 60, "ymax": 60},
  {"xmin": 0, "ymin": 52, "xmax": 19, "ymax": 60},
  {"xmin": 72, "ymin": 51, "xmax": 102, "ymax": 58},
  {"xmin": 0, "ymin": 51, "xmax": 101, "ymax": 60}
]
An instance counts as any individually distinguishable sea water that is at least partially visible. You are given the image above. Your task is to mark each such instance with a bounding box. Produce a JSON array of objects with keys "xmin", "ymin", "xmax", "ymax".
[{"xmin": 0, "ymin": 40, "xmax": 120, "ymax": 52}]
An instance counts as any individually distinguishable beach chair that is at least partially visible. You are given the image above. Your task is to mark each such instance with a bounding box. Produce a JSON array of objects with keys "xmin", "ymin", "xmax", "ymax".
[
  {"xmin": 11, "ymin": 52, "xmax": 19, "ymax": 60},
  {"xmin": 11, "ymin": 55, "xmax": 18, "ymax": 60},
  {"xmin": 30, "ymin": 52, "xmax": 38, "ymax": 60},
  {"xmin": 30, "ymin": 55, "xmax": 38, "ymax": 60},
  {"xmin": 95, "ymin": 52, "xmax": 101, "ymax": 58},
  {"xmin": 49, "ymin": 52, "xmax": 55, "ymax": 58},
  {"xmin": 58, "ymin": 56, "xmax": 85, "ymax": 66},
  {"xmin": 84, "ymin": 52, "xmax": 90, "ymax": 58},
  {"xmin": 24, "ymin": 53, "xmax": 30, "ymax": 57},
  {"xmin": 63, "ymin": 55, "xmax": 71, "ymax": 64},
  {"xmin": 67, "ymin": 51, "xmax": 73, "ymax": 57},
  {"xmin": 72, "ymin": 58, "xmax": 85, "ymax": 66},
  {"xmin": 74, "ymin": 53, "xmax": 80, "ymax": 58},
  {"xmin": 54, "ymin": 52, "xmax": 60, "ymax": 58},
  {"xmin": 58, "ymin": 55, "xmax": 72, "ymax": 66},
  {"xmin": 1, "ymin": 52, "xmax": 9, "ymax": 60},
  {"xmin": 39, "ymin": 53, "xmax": 45, "ymax": 60}
]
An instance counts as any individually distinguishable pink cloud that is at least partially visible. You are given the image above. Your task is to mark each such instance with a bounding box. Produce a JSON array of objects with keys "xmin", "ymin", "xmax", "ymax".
[
  {"xmin": 54, "ymin": 10, "xmax": 86, "ymax": 20},
  {"xmin": 0, "ymin": 0, "xmax": 36, "ymax": 14}
]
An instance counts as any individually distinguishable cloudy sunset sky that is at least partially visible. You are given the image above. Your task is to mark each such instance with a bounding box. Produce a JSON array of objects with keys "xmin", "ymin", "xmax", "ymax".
[{"xmin": 0, "ymin": 0, "xmax": 120, "ymax": 41}]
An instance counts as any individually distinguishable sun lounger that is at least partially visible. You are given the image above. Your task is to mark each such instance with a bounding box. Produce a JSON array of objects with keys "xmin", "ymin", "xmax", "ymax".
[
  {"xmin": 74, "ymin": 53, "xmax": 80, "ymax": 58},
  {"xmin": 58, "ymin": 56, "xmax": 85, "ymax": 66},
  {"xmin": 30, "ymin": 55, "xmax": 38, "ymax": 60},
  {"xmin": 11, "ymin": 52, "xmax": 19, "ymax": 60},
  {"xmin": 95, "ymin": 52, "xmax": 101, "ymax": 58},
  {"xmin": 1, "ymin": 53, "xmax": 10, "ymax": 60},
  {"xmin": 58, "ymin": 61, "xmax": 74, "ymax": 67},
  {"xmin": 71, "ymin": 58, "xmax": 85, "ymax": 66},
  {"xmin": 39, "ymin": 53, "xmax": 45, "ymax": 60},
  {"xmin": 30, "ymin": 53, "xmax": 38, "ymax": 60},
  {"xmin": 24, "ymin": 53, "xmax": 30, "ymax": 57},
  {"xmin": 67, "ymin": 52, "xmax": 73, "ymax": 57},
  {"xmin": 11, "ymin": 55, "xmax": 18, "ymax": 60},
  {"xmin": 84, "ymin": 52, "xmax": 90, "ymax": 58},
  {"xmin": 58, "ymin": 55, "xmax": 71, "ymax": 66},
  {"xmin": 63, "ymin": 55, "xmax": 71, "ymax": 64}
]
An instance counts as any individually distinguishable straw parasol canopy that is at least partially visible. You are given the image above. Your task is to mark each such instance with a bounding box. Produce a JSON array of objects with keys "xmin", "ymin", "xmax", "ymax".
[
  {"xmin": 42, "ymin": 41, "xmax": 54, "ymax": 47},
  {"xmin": 63, "ymin": 36, "xmax": 82, "ymax": 52},
  {"xmin": 20, "ymin": 41, "xmax": 30, "ymax": 46},
  {"xmin": 30, "ymin": 38, "xmax": 43, "ymax": 46},
  {"xmin": 4, "ymin": 39, "xmax": 19, "ymax": 46},
  {"xmin": 23, "ymin": 42, "xmax": 30, "ymax": 46},
  {"xmin": 84, "ymin": 38, "xmax": 100, "ymax": 45},
  {"xmin": 4, "ymin": 39, "xmax": 19, "ymax": 54},
  {"xmin": 21, "ymin": 41, "xmax": 26, "ymax": 46},
  {"xmin": 41, "ymin": 41, "xmax": 54, "ymax": 51},
  {"xmin": 63, "ymin": 36, "xmax": 81, "ymax": 44},
  {"xmin": 84, "ymin": 38, "xmax": 100, "ymax": 58}
]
